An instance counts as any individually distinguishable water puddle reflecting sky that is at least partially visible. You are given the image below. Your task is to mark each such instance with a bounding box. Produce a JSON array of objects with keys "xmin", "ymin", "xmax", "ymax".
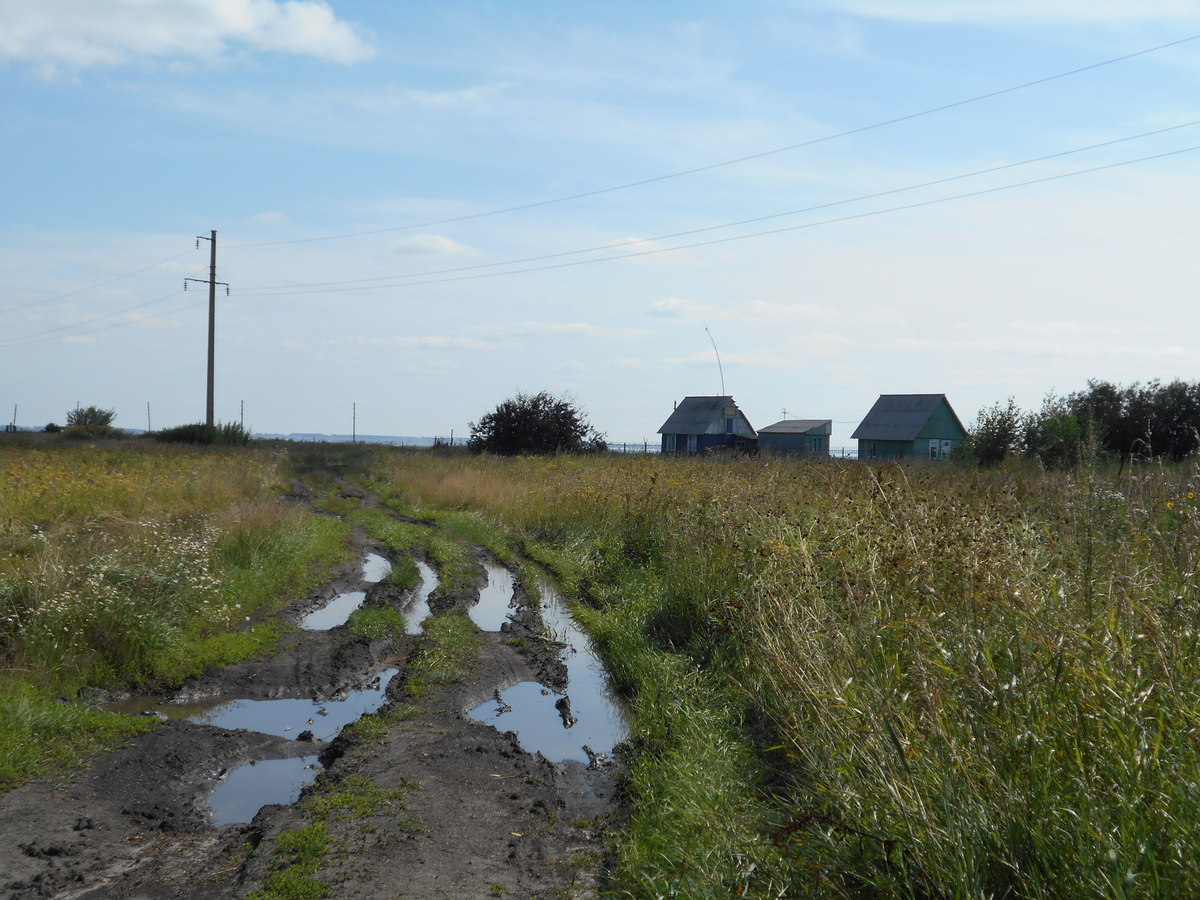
[
  {"xmin": 469, "ymin": 580, "xmax": 627, "ymax": 764},
  {"xmin": 300, "ymin": 553, "xmax": 392, "ymax": 630},
  {"xmin": 403, "ymin": 560, "xmax": 438, "ymax": 635},
  {"xmin": 468, "ymin": 563, "xmax": 516, "ymax": 631},
  {"xmin": 187, "ymin": 669, "xmax": 398, "ymax": 742},
  {"xmin": 209, "ymin": 755, "xmax": 320, "ymax": 826}
]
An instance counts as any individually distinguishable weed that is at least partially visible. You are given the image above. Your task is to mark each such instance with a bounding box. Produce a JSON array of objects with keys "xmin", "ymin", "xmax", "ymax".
[{"xmin": 405, "ymin": 612, "xmax": 479, "ymax": 697}]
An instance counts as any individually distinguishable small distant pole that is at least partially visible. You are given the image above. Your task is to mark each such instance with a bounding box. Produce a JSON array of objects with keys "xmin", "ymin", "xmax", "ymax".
[
  {"xmin": 146, "ymin": 402, "xmax": 151, "ymax": 433},
  {"xmin": 240, "ymin": 400, "xmax": 244, "ymax": 430},
  {"xmin": 11, "ymin": 404, "xmax": 17, "ymax": 430},
  {"xmin": 450, "ymin": 429, "xmax": 454, "ymax": 447},
  {"xmin": 352, "ymin": 403, "xmax": 357, "ymax": 443}
]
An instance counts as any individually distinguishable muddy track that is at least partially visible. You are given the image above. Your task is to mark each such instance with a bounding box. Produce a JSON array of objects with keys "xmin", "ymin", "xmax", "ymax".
[{"xmin": 0, "ymin": 488, "xmax": 622, "ymax": 899}]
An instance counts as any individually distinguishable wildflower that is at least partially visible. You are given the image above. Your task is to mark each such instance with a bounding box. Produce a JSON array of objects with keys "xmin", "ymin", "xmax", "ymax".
[{"xmin": 1167, "ymin": 501, "xmax": 1175, "ymax": 510}]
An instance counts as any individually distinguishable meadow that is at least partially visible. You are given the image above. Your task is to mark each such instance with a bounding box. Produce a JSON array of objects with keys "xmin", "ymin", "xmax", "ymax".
[
  {"xmin": 2, "ymin": 440, "xmax": 1197, "ymax": 899},
  {"xmin": 0, "ymin": 442, "xmax": 351, "ymax": 788},
  {"xmin": 365, "ymin": 450, "xmax": 1200, "ymax": 899}
]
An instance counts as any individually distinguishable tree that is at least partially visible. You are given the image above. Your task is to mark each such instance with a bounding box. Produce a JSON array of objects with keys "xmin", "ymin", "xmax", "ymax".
[
  {"xmin": 468, "ymin": 392, "xmax": 607, "ymax": 455},
  {"xmin": 64, "ymin": 405, "xmax": 119, "ymax": 439},
  {"xmin": 965, "ymin": 398, "xmax": 1023, "ymax": 467},
  {"xmin": 66, "ymin": 406, "xmax": 115, "ymax": 428}
]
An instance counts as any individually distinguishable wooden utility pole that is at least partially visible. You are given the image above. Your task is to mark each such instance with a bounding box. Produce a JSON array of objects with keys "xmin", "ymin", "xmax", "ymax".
[{"xmin": 186, "ymin": 231, "xmax": 227, "ymax": 428}]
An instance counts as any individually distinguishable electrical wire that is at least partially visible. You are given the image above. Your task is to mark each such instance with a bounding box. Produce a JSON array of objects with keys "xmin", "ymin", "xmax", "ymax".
[
  {"xmin": 0, "ymin": 294, "xmax": 203, "ymax": 348},
  {"xmin": 236, "ymin": 143, "xmax": 1200, "ymax": 297},
  {"xmin": 237, "ymin": 118, "xmax": 1200, "ymax": 295},
  {"xmin": 225, "ymin": 32, "xmax": 1200, "ymax": 250},
  {"xmin": 0, "ymin": 246, "xmax": 197, "ymax": 314}
]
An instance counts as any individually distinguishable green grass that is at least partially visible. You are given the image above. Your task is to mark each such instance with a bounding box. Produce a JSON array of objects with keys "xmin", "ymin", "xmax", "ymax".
[
  {"xmin": 0, "ymin": 445, "xmax": 355, "ymax": 790},
  {"xmin": 405, "ymin": 612, "xmax": 479, "ymax": 697},
  {"xmin": 248, "ymin": 823, "xmax": 332, "ymax": 900},
  {"xmin": 345, "ymin": 605, "xmax": 407, "ymax": 641},
  {"xmin": 0, "ymin": 680, "xmax": 156, "ymax": 790}
]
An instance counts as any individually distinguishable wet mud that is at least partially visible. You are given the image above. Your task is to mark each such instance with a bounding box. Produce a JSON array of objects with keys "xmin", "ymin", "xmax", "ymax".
[{"xmin": 0, "ymin": 497, "xmax": 623, "ymax": 899}]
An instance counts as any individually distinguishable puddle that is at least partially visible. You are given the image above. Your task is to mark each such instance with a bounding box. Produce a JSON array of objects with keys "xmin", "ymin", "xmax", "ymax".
[
  {"xmin": 187, "ymin": 668, "xmax": 399, "ymax": 742},
  {"xmin": 469, "ymin": 580, "xmax": 627, "ymax": 764},
  {"xmin": 208, "ymin": 755, "xmax": 320, "ymax": 826},
  {"xmin": 300, "ymin": 553, "xmax": 392, "ymax": 630},
  {"xmin": 361, "ymin": 552, "xmax": 391, "ymax": 583},
  {"xmin": 403, "ymin": 560, "xmax": 438, "ymax": 635},
  {"xmin": 469, "ymin": 563, "xmax": 516, "ymax": 631}
]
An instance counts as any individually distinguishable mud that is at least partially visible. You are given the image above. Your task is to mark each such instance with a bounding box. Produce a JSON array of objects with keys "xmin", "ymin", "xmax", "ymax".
[{"xmin": 0, "ymin": 501, "xmax": 621, "ymax": 899}]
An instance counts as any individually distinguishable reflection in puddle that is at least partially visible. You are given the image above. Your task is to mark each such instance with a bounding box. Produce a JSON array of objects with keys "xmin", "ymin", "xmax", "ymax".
[
  {"xmin": 209, "ymin": 755, "xmax": 320, "ymax": 826},
  {"xmin": 361, "ymin": 552, "xmax": 391, "ymax": 583},
  {"xmin": 187, "ymin": 669, "xmax": 398, "ymax": 742},
  {"xmin": 469, "ymin": 580, "xmax": 627, "ymax": 764},
  {"xmin": 300, "ymin": 553, "xmax": 392, "ymax": 630},
  {"xmin": 404, "ymin": 560, "xmax": 438, "ymax": 635},
  {"xmin": 469, "ymin": 563, "xmax": 516, "ymax": 631}
]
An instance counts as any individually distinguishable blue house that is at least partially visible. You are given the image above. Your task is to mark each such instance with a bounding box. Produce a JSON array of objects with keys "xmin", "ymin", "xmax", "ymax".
[
  {"xmin": 657, "ymin": 396, "xmax": 757, "ymax": 454},
  {"xmin": 852, "ymin": 394, "xmax": 967, "ymax": 461},
  {"xmin": 757, "ymin": 419, "xmax": 832, "ymax": 456}
]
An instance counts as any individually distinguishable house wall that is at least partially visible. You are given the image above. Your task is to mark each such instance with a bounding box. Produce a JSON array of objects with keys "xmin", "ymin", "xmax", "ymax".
[
  {"xmin": 759, "ymin": 434, "xmax": 829, "ymax": 456},
  {"xmin": 661, "ymin": 433, "xmax": 755, "ymax": 454}
]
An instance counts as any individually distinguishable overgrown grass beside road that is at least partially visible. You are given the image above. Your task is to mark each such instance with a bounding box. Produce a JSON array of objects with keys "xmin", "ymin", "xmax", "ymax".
[
  {"xmin": 365, "ymin": 449, "xmax": 1200, "ymax": 899},
  {"xmin": 0, "ymin": 444, "xmax": 352, "ymax": 789}
]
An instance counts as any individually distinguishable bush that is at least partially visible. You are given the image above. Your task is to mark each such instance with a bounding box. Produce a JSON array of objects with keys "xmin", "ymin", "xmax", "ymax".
[
  {"xmin": 156, "ymin": 422, "xmax": 251, "ymax": 446},
  {"xmin": 468, "ymin": 392, "xmax": 606, "ymax": 455},
  {"xmin": 63, "ymin": 405, "xmax": 120, "ymax": 439}
]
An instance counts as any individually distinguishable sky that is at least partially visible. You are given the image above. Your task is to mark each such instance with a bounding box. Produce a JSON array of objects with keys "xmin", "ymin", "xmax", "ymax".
[{"xmin": 3, "ymin": 1, "xmax": 1200, "ymax": 448}]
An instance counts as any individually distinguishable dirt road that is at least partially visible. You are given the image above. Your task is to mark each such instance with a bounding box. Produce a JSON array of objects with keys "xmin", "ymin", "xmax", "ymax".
[{"xmin": 0, "ymin": 507, "xmax": 621, "ymax": 898}]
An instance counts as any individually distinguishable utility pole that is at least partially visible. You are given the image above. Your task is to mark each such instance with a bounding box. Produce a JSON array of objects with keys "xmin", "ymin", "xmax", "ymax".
[
  {"xmin": 146, "ymin": 402, "xmax": 151, "ymax": 434},
  {"xmin": 185, "ymin": 231, "xmax": 228, "ymax": 428},
  {"xmin": 352, "ymin": 403, "xmax": 357, "ymax": 444}
]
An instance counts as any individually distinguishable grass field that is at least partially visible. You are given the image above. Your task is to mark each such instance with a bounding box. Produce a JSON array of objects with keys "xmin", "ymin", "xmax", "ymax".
[
  {"xmin": 366, "ymin": 449, "xmax": 1200, "ymax": 899},
  {"xmin": 3, "ymin": 440, "xmax": 1197, "ymax": 898}
]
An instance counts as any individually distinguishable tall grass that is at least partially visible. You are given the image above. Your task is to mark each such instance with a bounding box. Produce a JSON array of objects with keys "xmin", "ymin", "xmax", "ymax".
[
  {"xmin": 362, "ymin": 448, "xmax": 1200, "ymax": 898},
  {"xmin": 0, "ymin": 444, "xmax": 352, "ymax": 787}
]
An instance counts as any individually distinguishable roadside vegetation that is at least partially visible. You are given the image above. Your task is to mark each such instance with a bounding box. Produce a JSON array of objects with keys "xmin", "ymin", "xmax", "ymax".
[
  {"xmin": 5, "ymin": 437, "xmax": 1198, "ymax": 898},
  {"xmin": 0, "ymin": 443, "xmax": 352, "ymax": 789},
  {"xmin": 365, "ymin": 449, "xmax": 1200, "ymax": 899}
]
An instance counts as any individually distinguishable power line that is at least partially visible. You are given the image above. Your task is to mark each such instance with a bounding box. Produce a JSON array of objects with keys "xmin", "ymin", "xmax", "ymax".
[
  {"xmin": 0, "ymin": 294, "xmax": 201, "ymax": 348},
  {"xmin": 226, "ymin": 33, "xmax": 1200, "ymax": 250},
  {"xmin": 237, "ymin": 142, "xmax": 1200, "ymax": 297},
  {"xmin": 0, "ymin": 246, "xmax": 197, "ymax": 314}
]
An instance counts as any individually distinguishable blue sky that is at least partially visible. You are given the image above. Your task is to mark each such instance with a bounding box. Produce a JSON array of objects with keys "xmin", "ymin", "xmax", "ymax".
[{"xmin": 3, "ymin": 1, "xmax": 1199, "ymax": 446}]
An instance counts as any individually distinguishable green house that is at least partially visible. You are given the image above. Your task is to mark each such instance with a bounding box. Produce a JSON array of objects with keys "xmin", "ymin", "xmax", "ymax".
[{"xmin": 852, "ymin": 394, "xmax": 966, "ymax": 461}]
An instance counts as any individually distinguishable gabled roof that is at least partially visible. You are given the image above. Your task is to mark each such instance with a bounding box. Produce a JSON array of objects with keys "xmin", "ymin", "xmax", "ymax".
[
  {"xmin": 657, "ymin": 396, "xmax": 754, "ymax": 435},
  {"xmin": 851, "ymin": 394, "xmax": 965, "ymax": 441},
  {"xmin": 757, "ymin": 419, "xmax": 831, "ymax": 436}
]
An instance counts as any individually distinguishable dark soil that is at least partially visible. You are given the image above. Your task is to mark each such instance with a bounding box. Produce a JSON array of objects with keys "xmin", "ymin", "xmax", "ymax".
[{"xmin": 0, "ymin": 515, "xmax": 622, "ymax": 899}]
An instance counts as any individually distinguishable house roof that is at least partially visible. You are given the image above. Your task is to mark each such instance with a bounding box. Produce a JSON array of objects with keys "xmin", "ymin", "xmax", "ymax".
[
  {"xmin": 851, "ymin": 394, "xmax": 965, "ymax": 441},
  {"xmin": 757, "ymin": 419, "xmax": 831, "ymax": 436},
  {"xmin": 657, "ymin": 396, "xmax": 754, "ymax": 435}
]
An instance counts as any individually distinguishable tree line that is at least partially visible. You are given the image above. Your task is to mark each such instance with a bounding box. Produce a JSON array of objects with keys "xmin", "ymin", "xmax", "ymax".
[{"xmin": 965, "ymin": 379, "xmax": 1200, "ymax": 468}]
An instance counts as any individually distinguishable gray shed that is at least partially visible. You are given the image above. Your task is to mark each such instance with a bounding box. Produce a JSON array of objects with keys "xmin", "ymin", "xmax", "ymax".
[{"xmin": 757, "ymin": 419, "xmax": 832, "ymax": 456}]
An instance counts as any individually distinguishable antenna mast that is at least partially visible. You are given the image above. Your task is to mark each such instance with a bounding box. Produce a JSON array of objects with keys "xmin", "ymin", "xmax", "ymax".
[{"xmin": 704, "ymin": 327, "xmax": 725, "ymax": 395}]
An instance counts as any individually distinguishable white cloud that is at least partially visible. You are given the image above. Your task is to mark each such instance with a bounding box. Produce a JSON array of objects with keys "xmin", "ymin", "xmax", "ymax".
[
  {"xmin": 392, "ymin": 235, "xmax": 477, "ymax": 258},
  {"xmin": 252, "ymin": 211, "xmax": 291, "ymax": 226},
  {"xmin": 820, "ymin": 0, "xmax": 1200, "ymax": 23},
  {"xmin": 0, "ymin": 0, "xmax": 373, "ymax": 73},
  {"xmin": 491, "ymin": 321, "xmax": 652, "ymax": 340}
]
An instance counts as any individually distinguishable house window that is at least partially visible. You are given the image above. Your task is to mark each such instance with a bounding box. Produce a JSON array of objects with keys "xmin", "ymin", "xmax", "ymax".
[
  {"xmin": 941, "ymin": 440, "xmax": 953, "ymax": 458},
  {"xmin": 664, "ymin": 434, "xmax": 676, "ymax": 452},
  {"xmin": 687, "ymin": 434, "xmax": 697, "ymax": 453},
  {"xmin": 812, "ymin": 436, "xmax": 822, "ymax": 454},
  {"xmin": 929, "ymin": 440, "xmax": 939, "ymax": 459},
  {"xmin": 725, "ymin": 417, "xmax": 734, "ymax": 434}
]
